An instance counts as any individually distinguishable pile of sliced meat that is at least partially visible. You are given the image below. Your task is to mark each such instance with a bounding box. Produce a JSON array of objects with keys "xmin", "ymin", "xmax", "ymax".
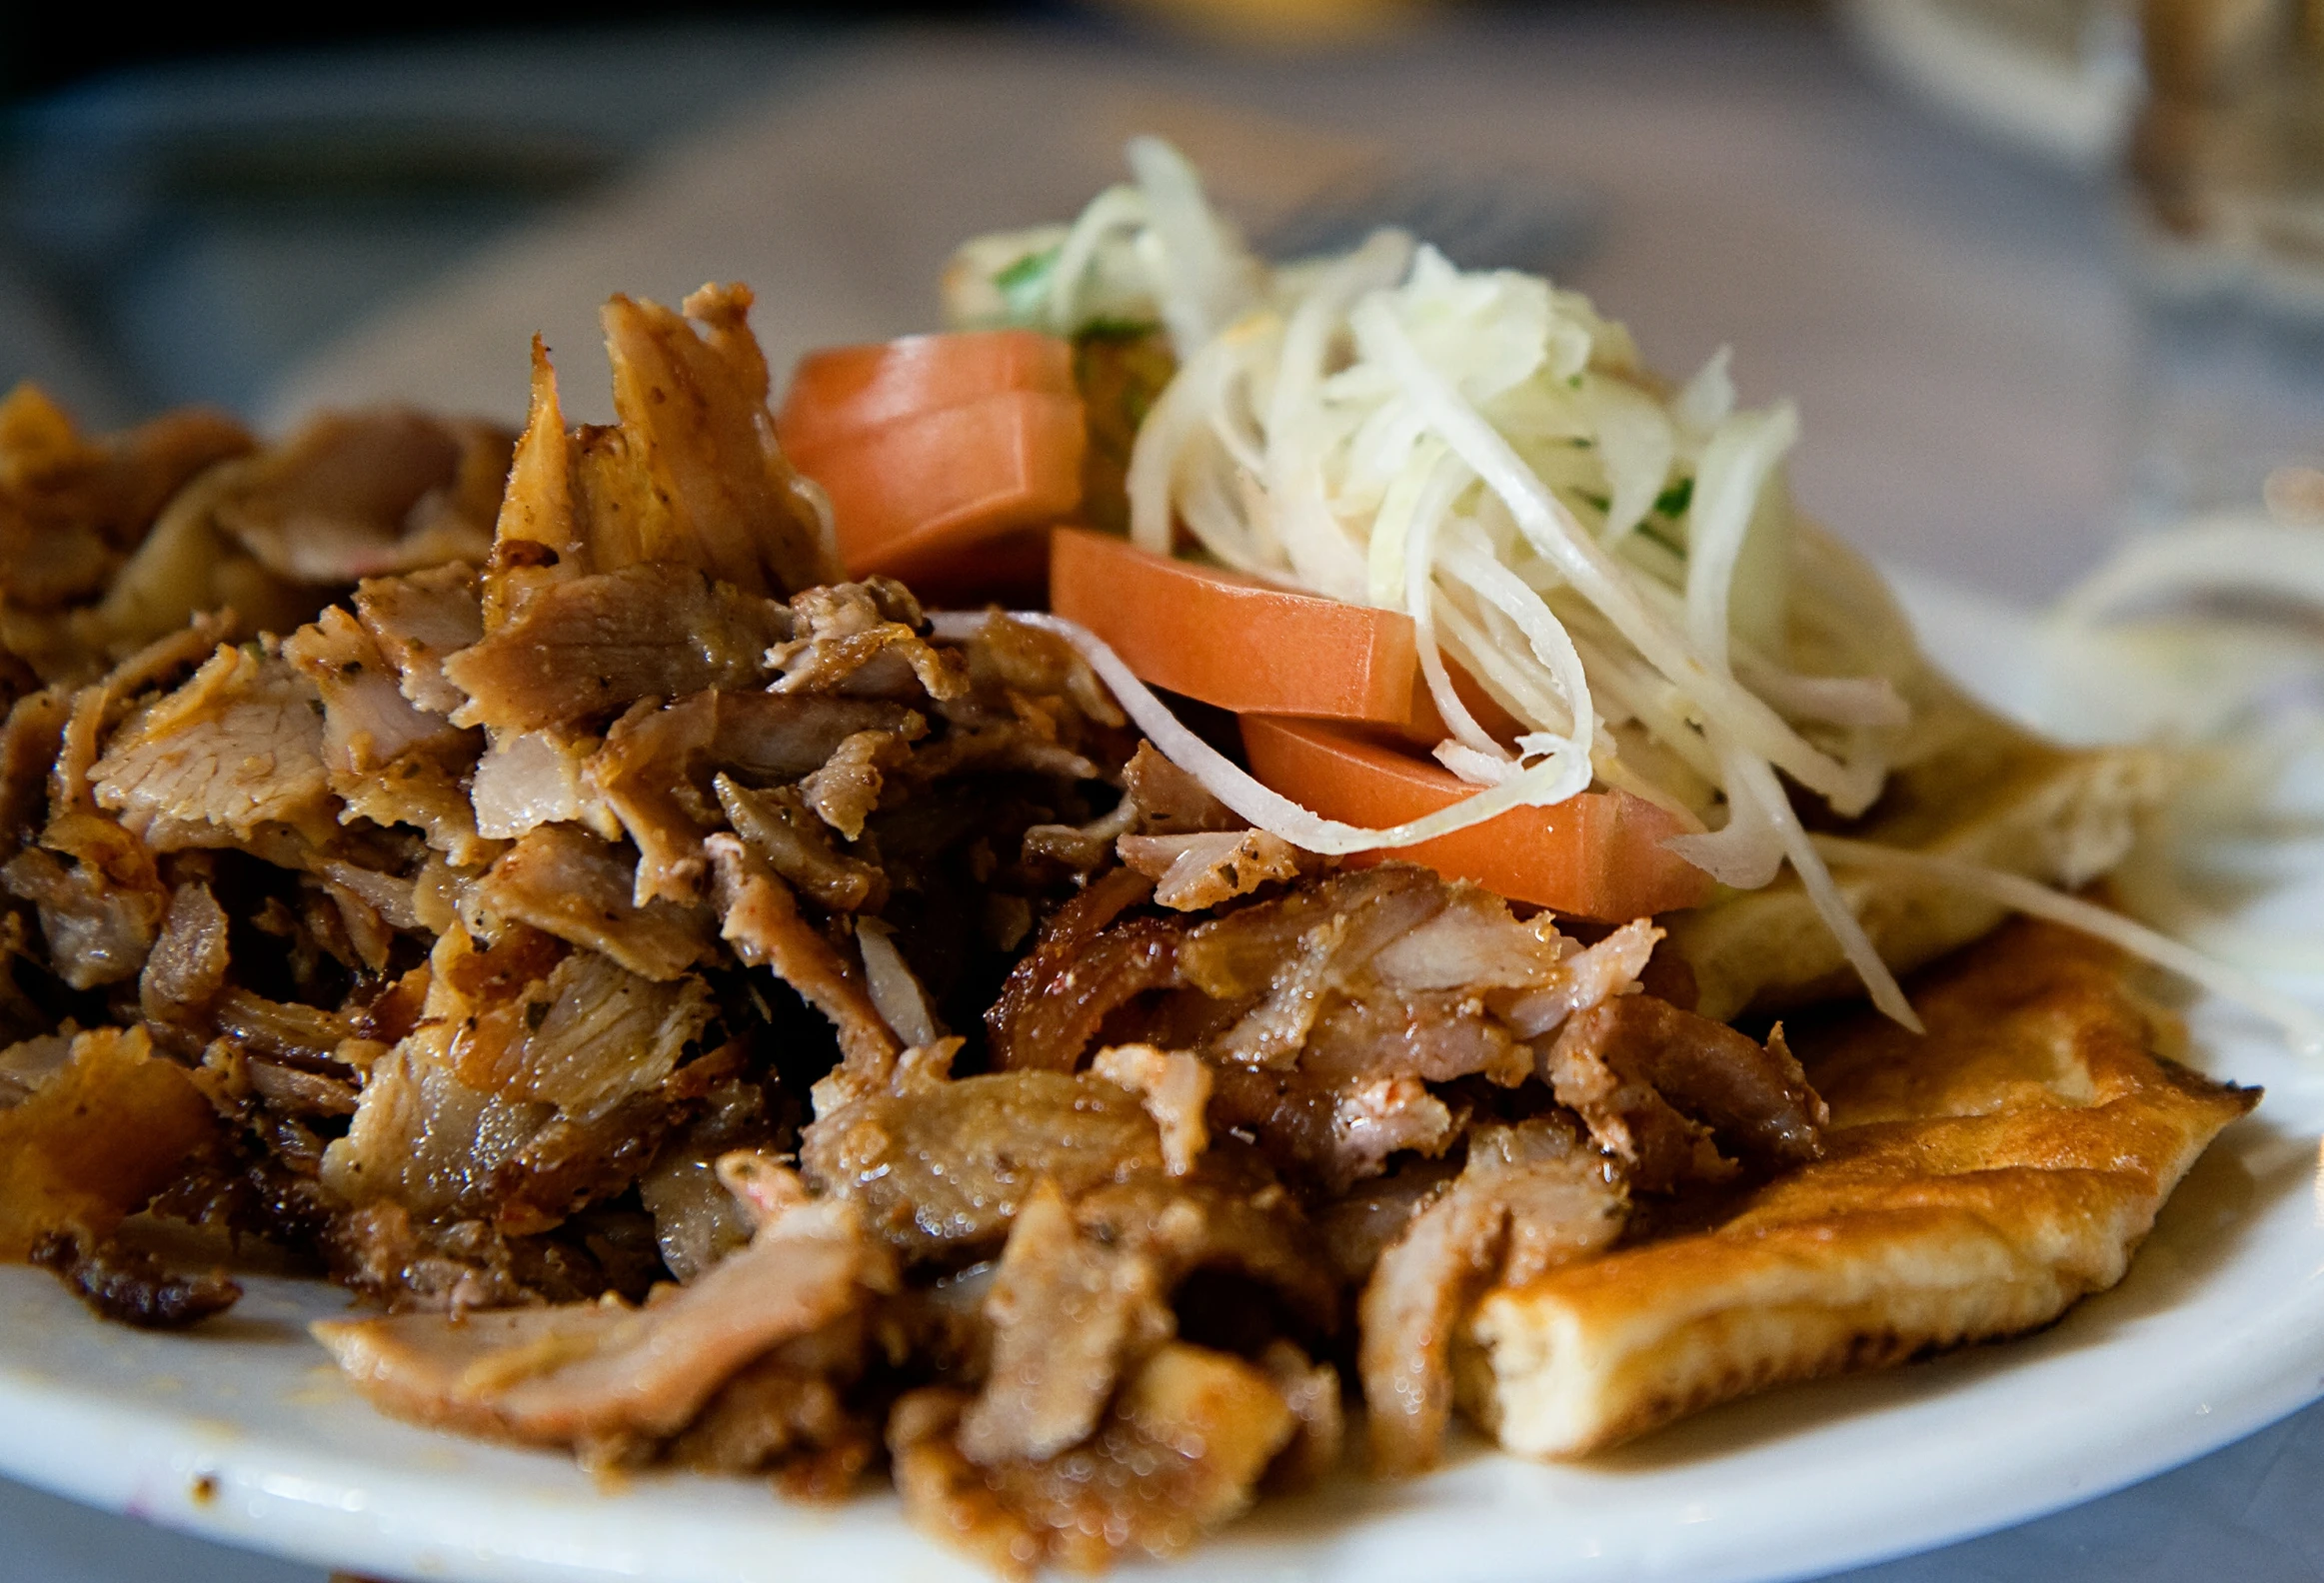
[{"xmin": 0, "ymin": 286, "xmax": 1831, "ymax": 1577}]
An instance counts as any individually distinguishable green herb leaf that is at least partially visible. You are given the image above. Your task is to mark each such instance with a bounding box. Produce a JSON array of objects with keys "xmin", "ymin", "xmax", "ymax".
[
  {"xmin": 1637, "ymin": 519, "xmax": 1686, "ymax": 558},
  {"xmin": 995, "ymin": 244, "xmax": 1063, "ymax": 323},
  {"xmin": 1077, "ymin": 316, "xmax": 1162, "ymax": 340},
  {"xmin": 1653, "ymin": 477, "xmax": 1693, "ymax": 519}
]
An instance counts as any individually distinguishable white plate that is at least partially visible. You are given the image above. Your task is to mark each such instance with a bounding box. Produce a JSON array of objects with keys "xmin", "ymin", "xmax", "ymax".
[{"xmin": 4, "ymin": 584, "xmax": 2323, "ymax": 1583}]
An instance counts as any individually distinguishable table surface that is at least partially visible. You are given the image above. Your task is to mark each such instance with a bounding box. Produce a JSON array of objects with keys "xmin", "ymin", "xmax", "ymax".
[{"xmin": 6, "ymin": 11, "xmax": 2322, "ymax": 1581}]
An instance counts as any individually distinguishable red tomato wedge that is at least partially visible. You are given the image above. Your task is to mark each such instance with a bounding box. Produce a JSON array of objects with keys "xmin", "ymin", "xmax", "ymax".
[
  {"xmin": 776, "ymin": 332, "xmax": 1087, "ymax": 588},
  {"xmin": 1239, "ymin": 714, "xmax": 1712, "ymax": 920},
  {"xmin": 1050, "ymin": 527, "xmax": 1517, "ymax": 741},
  {"xmin": 779, "ymin": 330, "xmax": 1075, "ymax": 456},
  {"xmin": 785, "ymin": 390, "xmax": 1087, "ymax": 586}
]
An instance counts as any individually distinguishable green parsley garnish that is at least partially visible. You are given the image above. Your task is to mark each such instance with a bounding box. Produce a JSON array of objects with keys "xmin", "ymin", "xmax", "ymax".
[
  {"xmin": 995, "ymin": 245, "xmax": 1062, "ymax": 323},
  {"xmin": 1637, "ymin": 519, "xmax": 1686, "ymax": 558}
]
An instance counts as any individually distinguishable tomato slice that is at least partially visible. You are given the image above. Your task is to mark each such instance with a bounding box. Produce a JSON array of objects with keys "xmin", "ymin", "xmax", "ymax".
[
  {"xmin": 1239, "ymin": 714, "xmax": 1711, "ymax": 920},
  {"xmin": 775, "ymin": 331, "xmax": 1087, "ymax": 591},
  {"xmin": 1050, "ymin": 527, "xmax": 1517, "ymax": 741},
  {"xmin": 778, "ymin": 329, "xmax": 1074, "ymax": 456},
  {"xmin": 786, "ymin": 389, "xmax": 1086, "ymax": 587}
]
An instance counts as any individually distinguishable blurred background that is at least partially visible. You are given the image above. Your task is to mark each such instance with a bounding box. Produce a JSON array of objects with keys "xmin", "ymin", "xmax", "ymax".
[{"xmin": 5, "ymin": 0, "xmax": 2321, "ymax": 600}]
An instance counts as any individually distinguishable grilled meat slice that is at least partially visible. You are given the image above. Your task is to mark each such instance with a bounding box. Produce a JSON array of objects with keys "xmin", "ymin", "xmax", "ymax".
[{"xmin": 313, "ymin": 1176, "xmax": 888, "ymax": 1448}]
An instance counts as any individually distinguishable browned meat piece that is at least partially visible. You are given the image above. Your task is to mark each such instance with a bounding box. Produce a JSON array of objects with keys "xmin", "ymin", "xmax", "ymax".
[
  {"xmin": 1311, "ymin": 1157, "xmax": 1461, "ymax": 1287},
  {"xmin": 715, "ymin": 776, "xmax": 887, "ymax": 912},
  {"xmin": 724, "ymin": 693, "xmax": 931, "ymax": 783},
  {"xmin": 799, "ymin": 728, "xmax": 915, "ymax": 840},
  {"xmin": 471, "ymin": 825, "xmax": 715, "ymax": 982},
  {"xmin": 317, "ymin": 929, "xmax": 589, "ymax": 1222},
  {"xmin": 89, "ymin": 640, "xmax": 334, "ymax": 849},
  {"xmin": 469, "ymin": 728, "xmax": 617, "ymax": 842},
  {"xmin": 1024, "ymin": 865, "xmax": 1670, "ymax": 1193},
  {"xmin": 0, "ymin": 1025, "xmax": 220, "ymax": 1258},
  {"xmin": 1119, "ymin": 740, "xmax": 1239, "ymax": 834},
  {"xmin": 442, "ymin": 565, "xmax": 789, "ymax": 734},
  {"xmin": 1359, "ymin": 1118, "xmax": 1625, "ymax": 1475},
  {"xmin": 322, "ymin": 1201, "xmax": 579, "ymax": 1314},
  {"xmin": 1258, "ymin": 1339, "xmax": 1345, "ymax": 1490},
  {"xmin": 1011, "ymin": 914, "xmax": 1179, "ymax": 1074},
  {"xmin": 664, "ymin": 1332, "xmax": 877, "ymax": 1492},
  {"xmin": 1299, "ymin": 989, "xmax": 1532, "ymax": 1088},
  {"xmin": 283, "ymin": 606, "xmax": 469, "ymax": 774},
  {"xmin": 0, "ymin": 384, "xmax": 251, "ymax": 619},
  {"xmin": 29, "ymin": 1228, "xmax": 241, "ymax": 1329},
  {"xmin": 447, "ymin": 948, "xmax": 713, "ymax": 1121},
  {"xmin": 705, "ymin": 835, "xmax": 898, "ymax": 1092},
  {"xmin": 482, "ymin": 292, "xmax": 834, "ymax": 618},
  {"xmin": 1543, "ymin": 993, "xmax": 1827, "ymax": 1191},
  {"xmin": 242, "ymin": 1055, "xmax": 360, "ymax": 1117},
  {"xmin": 8, "ymin": 622, "xmax": 224, "ymax": 986},
  {"xmin": 637, "ymin": 1077, "xmax": 775, "ymax": 1284},
  {"xmin": 211, "ymin": 987, "xmax": 358, "ymax": 1066},
  {"xmin": 313, "ymin": 1179, "xmax": 890, "ymax": 1448},
  {"xmin": 769, "ymin": 580, "xmax": 967, "ymax": 701},
  {"xmin": 1070, "ymin": 1158, "xmax": 1339, "ymax": 1329},
  {"xmin": 207, "ymin": 410, "xmax": 509, "ymax": 585},
  {"xmin": 49, "ymin": 616, "xmax": 231, "ymax": 811},
  {"xmin": 284, "ymin": 606, "xmax": 488, "ymax": 862},
  {"xmin": 957, "ymin": 1181, "xmax": 1175, "ymax": 1466},
  {"xmin": 891, "ymin": 1344, "xmax": 1295, "ymax": 1580},
  {"xmin": 1366, "ymin": 886, "xmax": 1572, "ymax": 995},
  {"xmin": 1182, "ymin": 866, "xmax": 1450, "ymax": 1068},
  {"xmin": 139, "ymin": 879, "xmax": 230, "ymax": 1023},
  {"xmin": 986, "ymin": 866, "xmax": 1171, "ymax": 1071},
  {"xmin": 1020, "ymin": 800, "xmax": 1137, "ymax": 873},
  {"xmin": 0, "ymin": 1031, "xmax": 73, "ymax": 1108},
  {"xmin": 1118, "ymin": 828, "xmax": 1302, "ymax": 911},
  {"xmin": 1498, "ymin": 918, "xmax": 1663, "ymax": 1037},
  {"xmin": 1091, "ymin": 1043, "xmax": 1210, "ymax": 1176},
  {"xmin": 352, "ymin": 562, "xmax": 483, "ymax": 717},
  {"xmin": 801, "ymin": 1070, "xmax": 1162, "ymax": 1263},
  {"xmin": 802, "ymin": 1064, "xmax": 1332, "ymax": 1337},
  {"xmin": 946, "ymin": 608, "xmax": 1126, "ymax": 735},
  {"xmin": 321, "ymin": 1034, "xmax": 555, "ymax": 1218},
  {"xmin": 594, "ymin": 689, "xmax": 918, "ymax": 904},
  {"xmin": 1206, "ymin": 1062, "xmax": 1460, "ymax": 1194},
  {"xmin": 2, "ymin": 815, "xmax": 165, "ymax": 989},
  {"xmin": 485, "ymin": 1046, "xmax": 744, "ymax": 1239},
  {"xmin": 0, "ymin": 688, "xmax": 67, "ymax": 862},
  {"xmin": 596, "ymin": 288, "xmax": 835, "ymax": 599},
  {"xmin": 482, "ymin": 337, "xmax": 580, "ymax": 632}
]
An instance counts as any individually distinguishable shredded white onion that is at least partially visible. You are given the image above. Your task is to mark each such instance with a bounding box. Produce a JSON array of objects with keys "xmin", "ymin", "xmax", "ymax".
[
  {"xmin": 2053, "ymin": 516, "xmax": 2324, "ymax": 629},
  {"xmin": 1812, "ymin": 835, "xmax": 2324, "ymax": 1055},
  {"xmin": 857, "ymin": 917, "xmax": 940, "ymax": 1048},
  {"xmin": 931, "ymin": 611, "xmax": 1592, "ymax": 855},
  {"xmin": 1347, "ymin": 298, "xmax": 1883, "ymax": 816},
  {"xmin": 1126, "ymin": 136, "xmax": 1262, "ymax": 362},
  {"xmin": 953, "ymin": 140, "xmax": 1987, "ymax": 1025}
]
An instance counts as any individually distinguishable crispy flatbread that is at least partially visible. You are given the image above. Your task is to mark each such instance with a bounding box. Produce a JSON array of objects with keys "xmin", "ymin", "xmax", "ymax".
[
  {"xmin": 1454, "ymin": 917, "xmax": 2258, "ymax": 1459},
  {"xmin": 1668, "ymin": 697, "xmax": 2171, "ymax": 1022}
]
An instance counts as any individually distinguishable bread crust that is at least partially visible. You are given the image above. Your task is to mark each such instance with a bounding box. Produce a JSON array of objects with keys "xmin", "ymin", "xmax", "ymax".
[{"xmin": 1456, "ymin": 918, "xmax": 2259, "ymax": 1458}]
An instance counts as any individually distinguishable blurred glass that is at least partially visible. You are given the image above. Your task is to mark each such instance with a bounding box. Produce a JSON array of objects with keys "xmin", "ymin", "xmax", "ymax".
[{"xmin": 2124, "ymin": 0, "xmax": 2324, "ymax": 522}]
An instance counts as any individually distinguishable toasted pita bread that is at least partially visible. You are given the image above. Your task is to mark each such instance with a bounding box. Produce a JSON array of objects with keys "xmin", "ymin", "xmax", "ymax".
[
  {"xmin": 1454, "ymin": 917, "xmax": 2258, "ymax": 1459},
  {"xmin": 1668, "ymin": 696, "xmax": 2172, "ymax": 1023}
]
